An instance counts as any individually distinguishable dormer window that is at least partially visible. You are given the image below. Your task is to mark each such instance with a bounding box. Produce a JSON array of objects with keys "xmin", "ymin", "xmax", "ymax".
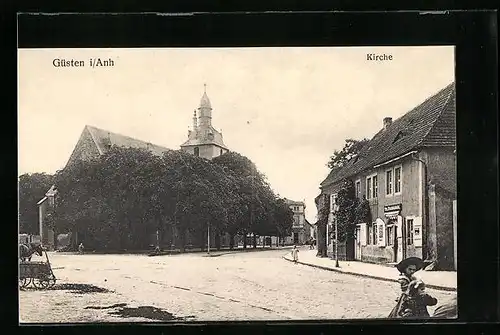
[
  {"xmin": 194, "ymin": 147, "xmax": 200, "ymax": 156},
  {"xmin": 393, "ymin": 131, "xmax": 406, "ymax": 143}
]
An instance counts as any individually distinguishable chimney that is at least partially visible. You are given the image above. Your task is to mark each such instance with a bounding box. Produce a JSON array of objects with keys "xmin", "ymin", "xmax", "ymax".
[{"xmin": 383, "ymin": 117, "xmax": 393, "ymax": 130}]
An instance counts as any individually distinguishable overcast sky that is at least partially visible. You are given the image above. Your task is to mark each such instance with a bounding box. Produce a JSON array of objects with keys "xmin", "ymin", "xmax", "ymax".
[{"xmin": 18, "ymin": 46, "xmax": 455, "ymax": 222}]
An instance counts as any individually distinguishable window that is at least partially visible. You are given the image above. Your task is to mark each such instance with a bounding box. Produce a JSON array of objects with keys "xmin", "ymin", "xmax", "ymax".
[
  {"xmin": 366, "ymin": 177, "xmax": 372, "ymax": 200},
  {"xmin": 394, "ymin": 166, "xmax": 402, "ymax": 194},
  {"xmin": 330, "ymin": 193, "xmax": 338, "ymax": 212},
  {"xmin": 368, "ymin": 225, "xmax": 373, "ymax": 245},
  {"xmin": 194, "ymin": 147, "xmax": 200, "ymax": 156},
  {"xmin": 355, "ymin": 180, "xmax": 361, "ymax": 198},
  {"xmin": 366, "ymin": 174, "xmax": 378, "ymax": 200},
  {"xmin": 386, "ymin": 165, "xmax": 402, "ymax": 196},
  {"xmin": 220, "ymin": 148, "xmax": 223, "ymax": 156},
  {"xmin": 386, "ymin": 170, "xmax": 393, "ymax": 195},
  {"xmin": 406, "ymin": 219, "xmax": 414, "ymax": 245}
]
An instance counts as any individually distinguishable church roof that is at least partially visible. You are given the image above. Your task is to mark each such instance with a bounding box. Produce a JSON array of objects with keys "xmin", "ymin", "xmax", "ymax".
[
  {"xmin": 284, "ymin": 198, "xmax": 306, "ymax": 206},
  {"xmin": 85, "ymin": 125, "xmax": 171, "ymax": 157},
  {"xmin": 320, "ymin": 82, "xmax": 455, "ymax": 188},
  {"xmin": 180, "ymin": 126, "xmax": 228, "ymax": 149}
]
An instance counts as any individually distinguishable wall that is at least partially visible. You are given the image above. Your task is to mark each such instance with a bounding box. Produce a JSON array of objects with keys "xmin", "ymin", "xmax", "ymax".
[
  {"xmin": 435, "ymin": 188, "xmax": 455, "ymax": 270},
  {"xmin": 322, "ymin": 157, "xmax": 423, "ymax": 263},
  {"xmin": 66, "ymin": 127, "xmax": 102, "ymax": 168},
  {"xmin": 424, "ymin": 147, "xmax": 456, "ymax": 265},
  {"xmin": 360, "ymin": 245, "xmax": 394, "ymax": 264}
]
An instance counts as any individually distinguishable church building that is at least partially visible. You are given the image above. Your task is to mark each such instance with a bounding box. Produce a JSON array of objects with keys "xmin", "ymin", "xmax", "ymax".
[
  {"xmin": 36, "ymin": 86, "xmax": 230, "ymax": 250},
  {"xmin": 180, "ymin": 85, "xmax": 229, "ymax": 159}
]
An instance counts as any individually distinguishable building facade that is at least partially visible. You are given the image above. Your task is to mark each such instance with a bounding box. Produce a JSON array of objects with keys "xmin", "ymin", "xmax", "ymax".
[
  {"xmin": 318, "ymin": 83, "xmax": 457, "ymax": 270},
  {"xmin": 284, "ymin": 198, "xmax": 312, "ymax": 245},
  {"xmin": 180, "ymin": 87, "xmax": 229, "ymax": 160}
]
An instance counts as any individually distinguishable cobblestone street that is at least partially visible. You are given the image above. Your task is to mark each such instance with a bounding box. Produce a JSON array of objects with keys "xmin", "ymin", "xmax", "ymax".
[{"xmin": 19, "ymin": 248, "xmax": 456, "ymax": 323}]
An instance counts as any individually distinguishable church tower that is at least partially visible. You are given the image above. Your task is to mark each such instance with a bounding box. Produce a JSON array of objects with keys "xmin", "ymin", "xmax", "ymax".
[{"xmin": 180, "ymin": 85, "xmax": 229, "ymax": 159}]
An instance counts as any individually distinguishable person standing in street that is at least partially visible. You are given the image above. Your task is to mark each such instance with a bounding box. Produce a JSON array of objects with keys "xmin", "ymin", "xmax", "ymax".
[
  {"xmin": 78, "ymin": 242, "xmax": 84, "ymax": 255},
  {"xmin": 291, "ymin": 245, "xmax": 299, "ymax": 263}
]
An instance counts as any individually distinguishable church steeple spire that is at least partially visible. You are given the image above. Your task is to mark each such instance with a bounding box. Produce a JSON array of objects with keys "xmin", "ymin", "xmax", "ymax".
[{"xmin": 198, "ymin": 84, "xmax": 212, "ymax": 127}]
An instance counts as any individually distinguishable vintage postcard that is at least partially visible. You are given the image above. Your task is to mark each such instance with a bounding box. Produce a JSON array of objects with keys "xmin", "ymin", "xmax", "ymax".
[{"xmin": 18, "ymin": 46, "xmax": 457, "ymax": 322}]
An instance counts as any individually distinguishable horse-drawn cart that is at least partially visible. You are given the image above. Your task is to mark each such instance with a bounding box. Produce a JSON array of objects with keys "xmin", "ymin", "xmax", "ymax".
[{"xmin": 19, "ymin": 250, "xmax": 56, "ymax": 289}]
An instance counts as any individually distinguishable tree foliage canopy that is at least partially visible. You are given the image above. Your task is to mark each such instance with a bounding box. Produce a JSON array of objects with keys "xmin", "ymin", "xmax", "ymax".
[
  {"xmin": 18, "ymin": 173, "xmax": 55, "ymax": 234},
  {"xmin": 42, "ymin": 148, "xmax": 293, "ymax": 251},
  {"xmin": 327, "ymin": 138, "xmax": 369, "ymax": 170}
]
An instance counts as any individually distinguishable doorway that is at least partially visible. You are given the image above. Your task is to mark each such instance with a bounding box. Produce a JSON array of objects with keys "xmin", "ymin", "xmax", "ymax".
[{"xmin": 355, "ymin": 226, "xmax": 362, "ymax": 260}]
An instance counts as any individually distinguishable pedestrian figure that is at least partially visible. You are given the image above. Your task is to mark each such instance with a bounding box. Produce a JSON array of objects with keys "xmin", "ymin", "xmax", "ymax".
[
  {"xmin": 399, "ymin": 280, "xmax": 438, "ymax": 318},
  {"xmin": 78, "ymin": 242, "xmax": 84, "ymax": 255},
  {"xmin": 291, "ymin": 245, "xmax": 299, "ymax": 263},
  {"xmin": 388, "ymin": 256, "xmax": 425, "ymax": 318}
]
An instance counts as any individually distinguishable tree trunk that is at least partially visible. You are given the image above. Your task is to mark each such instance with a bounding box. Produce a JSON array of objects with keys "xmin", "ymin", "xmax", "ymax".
[
  {"xmin": 215, "ymin": 232, "xmax": 221, "ymax": 251},
  {"xmin": 229, "ymin": 233, "xmax": 234, "ymax": 250},
  {"xmin": 200, "ymin": 228, "xmax": 206, "ymax": 252},
  {"xmin": 179, "ymin": 228, "xmax": 186, "ymax": 253},
  {"xmin": 252, "ymin": 235, "xmax": 257, "ymax": 248},
  {"xmin": 243, "ymin": 232, "xmax": 247, "ymax": 249}
]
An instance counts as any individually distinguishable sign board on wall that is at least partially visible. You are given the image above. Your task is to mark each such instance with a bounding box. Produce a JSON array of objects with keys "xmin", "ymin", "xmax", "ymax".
[
  {"xmin": 413, "ymin": 217, "xmax": 422, "ymax": 247},
  {"xmin": 384, "ymin": 203, "xmax": 402, "ymax": 219},
  {"xmin": 384, "ymin": 204, "xmax": 402, "ymax": 212},
  {"xmin": 376, "ymin": 218, "xmax": 386, "ymax": 247}
]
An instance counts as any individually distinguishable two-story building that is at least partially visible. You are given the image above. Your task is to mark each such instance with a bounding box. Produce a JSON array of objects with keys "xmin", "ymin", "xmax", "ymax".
[
  {"xmin": 319, "ymin": 82, "xmax": 457, "ymax": 270},
  {"xmin": 284, "ymin": 198, "xmax": 312, "ymax": 245}
]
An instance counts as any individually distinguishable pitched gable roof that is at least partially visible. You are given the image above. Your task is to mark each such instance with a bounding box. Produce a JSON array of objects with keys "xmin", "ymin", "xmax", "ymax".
[
  {"xmin": 85, "ymin": 125, "xmax": 171, "ymax": 157},
  {"xmin": 321, "ymin": 82, "xmax": 455, "ymax": 188}
]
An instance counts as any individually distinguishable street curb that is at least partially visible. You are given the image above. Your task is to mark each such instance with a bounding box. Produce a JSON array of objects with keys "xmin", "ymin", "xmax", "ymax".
[
  {"xmin": 282, "ymin": 256, "xmax": 457, "ymax": 292},
  {"xmin": 203, "ymin": 247, "xmax": 295, "ymax": 257}
]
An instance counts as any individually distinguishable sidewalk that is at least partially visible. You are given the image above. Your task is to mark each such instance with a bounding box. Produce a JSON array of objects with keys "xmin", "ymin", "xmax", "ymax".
[
  {"xmin": 203, "ymin": 245, "xmax": 294, "ymax": 257},
  {"xmin": 284, "ymin": 249, "xmax": 457, "ymax": 292}
]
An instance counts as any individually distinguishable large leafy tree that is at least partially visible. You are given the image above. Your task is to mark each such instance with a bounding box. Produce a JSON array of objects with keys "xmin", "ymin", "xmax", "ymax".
[
  {"xmin": 213, "ymin": 152, "xmax": 282, "ymax": 248},
  {"xmin": 327, "ymin": 138, "xmax": 369, "ymax": 170},
  {"xmin": 18, "ymin": 173, "xmax": 55, "ymax": 234},
  {"xmin": 50, "ymin": 147, "xmax": 291, "ymax": 252},
  {"xmin": 336, "ymin": 179, "xmax": 359, "ymax": 242},
  {"xmin": 315, "ymin": 194, "xmax": 330, "ymax": 257}
]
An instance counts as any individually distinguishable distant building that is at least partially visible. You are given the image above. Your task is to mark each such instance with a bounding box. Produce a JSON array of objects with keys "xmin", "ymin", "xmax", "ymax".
[
  {"xmin": 284, "ymin": 198, "xmax": 311, "ymax": 245},
  {"xmin": 318, "ymin": 83, "xmax": 457, "ymax": 270},
  {"xmin": 180, "ymin": 86, "xmax": 229, "ymax": 160}
]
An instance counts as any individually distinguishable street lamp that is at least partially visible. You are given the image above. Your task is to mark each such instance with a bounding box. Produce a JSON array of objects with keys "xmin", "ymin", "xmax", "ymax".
[{"xmin": 207, "ymin": 222, "xmax": 210, "ymax": 255}]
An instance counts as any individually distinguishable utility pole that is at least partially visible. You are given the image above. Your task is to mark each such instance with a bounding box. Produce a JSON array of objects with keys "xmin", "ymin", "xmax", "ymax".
[
  {"xmin": 156, "ymin": 229, "xmax": 159, "ymax": 251},
  {"xmin": 207, "ymin": 222, "xmax": 210, "ymax": 254}
]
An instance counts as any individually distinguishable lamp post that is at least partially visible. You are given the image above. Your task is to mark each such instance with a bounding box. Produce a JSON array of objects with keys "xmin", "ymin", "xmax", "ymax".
[
  {"xmin": 156, "ymin": 229, "xmax": 159, "ymax": 251},
  {"xmin": 207, "ymin": 222, "xmax": 210, "ymax": 255}
]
